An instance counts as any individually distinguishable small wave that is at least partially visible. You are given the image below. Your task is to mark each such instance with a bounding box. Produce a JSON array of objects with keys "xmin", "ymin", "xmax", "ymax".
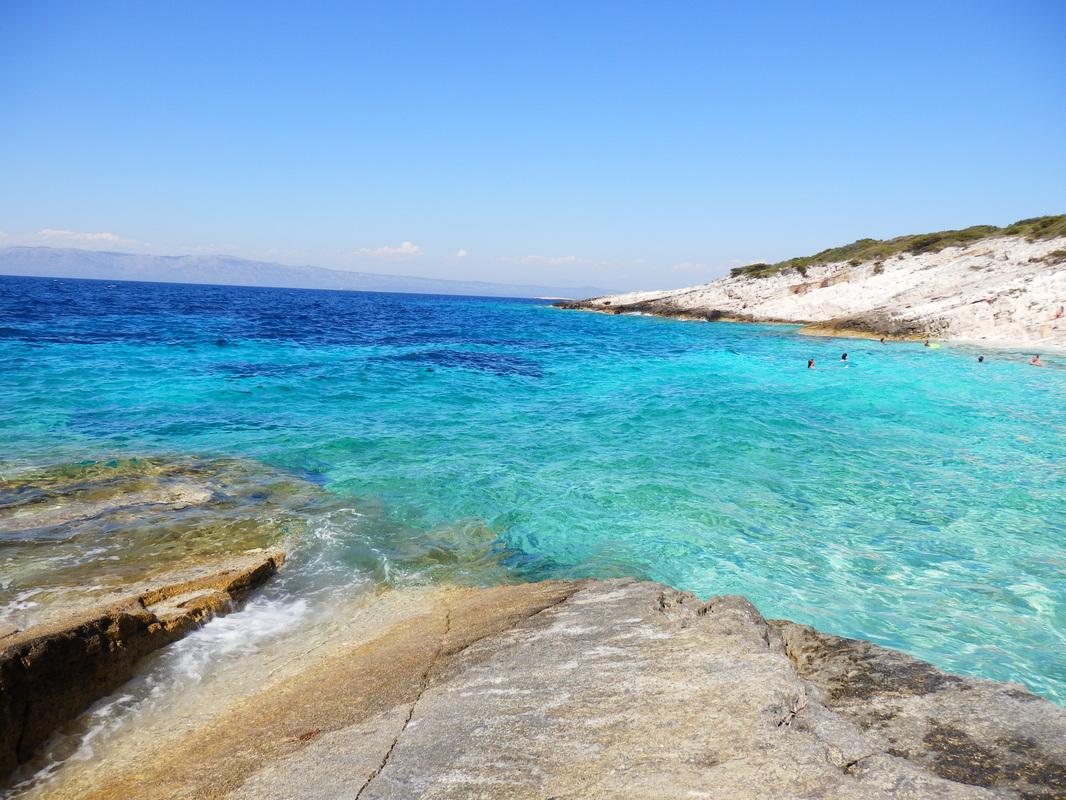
[{"xmin": 7, "ymin": 595, "xmax": 311, "ymax": 797}]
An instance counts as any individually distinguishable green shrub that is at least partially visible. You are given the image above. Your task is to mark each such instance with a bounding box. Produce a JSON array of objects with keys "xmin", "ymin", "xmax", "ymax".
[
  {"xmin": 904, "ymin": 225, "xmax": 999, "ymax": 254},
  {"xmin": 1001, "ymin": 216, "xmax": 1066, "ymax": 240},
  {"xmin": 731, "ymin": 263, "xmax": 773, "ymax": 278},
  {"xmin": 1035, "ymin": 248, "xmax": 1066, "ymax": 265},
  {"xmin": 729, "ymin": 214, "xmax": 1066, "ymax": 278}
]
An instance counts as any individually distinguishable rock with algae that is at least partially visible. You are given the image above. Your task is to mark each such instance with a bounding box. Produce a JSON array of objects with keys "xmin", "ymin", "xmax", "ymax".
[{"xmin": 0, "ymin": 456, "xmax": 314, "ymax": 629}]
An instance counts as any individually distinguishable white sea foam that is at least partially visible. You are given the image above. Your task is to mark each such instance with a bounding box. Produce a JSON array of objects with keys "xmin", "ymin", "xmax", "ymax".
[{"xmin": 7, "ymin": 594, "xmax": 311, "ymax": 797}]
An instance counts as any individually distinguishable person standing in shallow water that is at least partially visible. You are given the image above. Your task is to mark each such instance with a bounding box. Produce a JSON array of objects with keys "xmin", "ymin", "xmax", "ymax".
[
  {"xmin": 807, "ymin": 359, "xmax": 815, "ymax": 369},
  {"xmin": 1030, "ymin": 355, "xmax": 1046, "ymax": 367}
]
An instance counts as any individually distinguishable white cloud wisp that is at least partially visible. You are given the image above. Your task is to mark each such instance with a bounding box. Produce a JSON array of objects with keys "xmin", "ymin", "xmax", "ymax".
[{"xmin": 357, "ymin": 241, "xmax": 422, "ymax": 259}]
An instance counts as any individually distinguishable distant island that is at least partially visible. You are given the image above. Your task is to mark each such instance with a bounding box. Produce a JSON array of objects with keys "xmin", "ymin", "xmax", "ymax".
[
  {"xmin": 0, "ymin": 246, "xmax": 610, "ymax": 300},
  {"xmin": 559, "ymin": 215, "xmax": 1066, "ymax": 349}
]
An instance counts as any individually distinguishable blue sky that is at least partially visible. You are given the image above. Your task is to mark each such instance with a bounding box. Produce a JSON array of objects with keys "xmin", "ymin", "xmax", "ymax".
[{"xmin": 1, "ymin": 0, "xmax": 1064, "ymax": 291}]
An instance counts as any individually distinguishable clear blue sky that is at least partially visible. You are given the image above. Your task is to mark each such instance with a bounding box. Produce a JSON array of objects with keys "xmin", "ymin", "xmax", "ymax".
[{"xmin": 1, "ymin": 0, "xmax": 1064, "ymax": 290}]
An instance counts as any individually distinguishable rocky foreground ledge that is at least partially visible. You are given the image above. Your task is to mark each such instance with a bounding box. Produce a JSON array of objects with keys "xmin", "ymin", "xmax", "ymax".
[
  {"xmin": 16, "ymin": 579, "xmax": 1065, "ymax": 800},
  {"xmin": 0, "ymin": 550, "xmax": 284, "ymax": 777}
]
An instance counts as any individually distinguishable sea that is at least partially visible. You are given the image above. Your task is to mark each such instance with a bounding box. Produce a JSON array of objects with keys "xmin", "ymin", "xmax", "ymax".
[{"xmin": 1, "ymin": 274, "xmax": 1063, "ymax": 782}]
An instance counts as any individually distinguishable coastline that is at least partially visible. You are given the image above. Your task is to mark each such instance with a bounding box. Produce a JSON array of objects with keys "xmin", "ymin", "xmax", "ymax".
[
  {"xmin": 4, "ymin": 441, "xmax": 1066, "ymax": 794},
  {"xmin": 8, "ymin": 578, "xmax": 1065, "ymax": 799},
  {"xmin": 557, "ymin": 233, "xmax": 1066, "ymax": 353},
  {"xmin": 561, "ymin": 305, "xmax": 1066, "ymax": 358},
  {"xmin": 3, "ymin": 281, "xmax": 1064, "ymax": 797},
  {"xmin": 5, "ymin": 3, "xmax": 1065, "ymax": 797}
]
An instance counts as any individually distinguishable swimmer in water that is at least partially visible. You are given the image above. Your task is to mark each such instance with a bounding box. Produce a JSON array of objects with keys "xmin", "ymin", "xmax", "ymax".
[
  {"xmin": 924, "ymin": 340, "xmax": 931, "ymax": 348},
  {"xmin": 807, "ymin": 359, "xmax": 815, "ymax": 369},
  {"xmin": 840, "ymin": 352, "xmax": 849, "ymax": 368},
  {"xmin": 879, "ymin": 337, "xmax": 886, "ymax": 344},
  {"xmin": 977, "ymin": 355, "xmax": 984, "ymax": 363},
  {"xmin": 1030, "ymin": 354, "xmax": 1046, "ymax": 367}
]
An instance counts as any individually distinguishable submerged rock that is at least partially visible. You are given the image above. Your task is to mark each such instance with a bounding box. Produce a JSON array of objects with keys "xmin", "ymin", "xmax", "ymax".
[
  {"xmin": 0, "ymin": 456, "xmax": 527, "ymax": 633},
  {"xmin": 0, "ymin": 549, "xmax": 284, "ymax": 777},
  {"xmin": 25, "ymin": 580, "xmax": 1065, "ymax": 799},
  {"xmin": 0, "ymin": 457, "xmax": 315, "ymax": 629},
  {"xmin": 0, "ymin": 479, "xmax": 214, "ymax": 533}
]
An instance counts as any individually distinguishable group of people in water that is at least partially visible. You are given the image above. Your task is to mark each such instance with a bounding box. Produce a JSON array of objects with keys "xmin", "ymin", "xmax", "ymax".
[
  {"xmin": 806, "ymin": 338, "xmax": 1049, "ymax": 368},
  {"xmin": 807, "ymin": 354, "xmax": 852, "ymax": 369}
]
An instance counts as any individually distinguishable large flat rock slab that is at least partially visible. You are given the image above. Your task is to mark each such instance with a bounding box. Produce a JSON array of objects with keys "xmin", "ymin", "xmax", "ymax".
[{"xmin": 25, "ymin": 580, "xmax": 1065, "ymax": 800}]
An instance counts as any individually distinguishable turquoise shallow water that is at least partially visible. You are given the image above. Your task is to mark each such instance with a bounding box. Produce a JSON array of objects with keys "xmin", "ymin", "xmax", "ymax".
[{"xmin": 1, "ymin": 275, "xmax": 1064, "ymax": 703}]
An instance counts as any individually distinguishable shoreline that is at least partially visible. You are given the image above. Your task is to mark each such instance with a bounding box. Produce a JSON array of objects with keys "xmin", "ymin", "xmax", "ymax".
[
  {"xmin": 557, "ymin": 302, "xmax": 1066, "ymax": 354},
  {"xmin": 3, "ymin": 280, "xmax": 1064, "ymax": 796},
  {"xmin": 0, "ymin": 550, "xmax": 283, "ymax": 779},
  {"xmin": 3, "ymin": 441, "xmax": 1065, "ymax": 795},
  {"xmin": 556, "ymin": 233, "xmax": 1066, "ymax": 353},
  {"xmin": 8, "ymin": 578, "xmax": 1065, "ymax": 799}
]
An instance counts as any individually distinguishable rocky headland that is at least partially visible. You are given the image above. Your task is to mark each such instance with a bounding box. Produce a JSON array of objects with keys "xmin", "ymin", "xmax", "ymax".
[
  {"xmin": 559, "ymin": 217, "xmax": 1066, "ymax": 349},
  {"xmin": 6, "ymin": 579, "xmax": 1065, "ymax": 799}
]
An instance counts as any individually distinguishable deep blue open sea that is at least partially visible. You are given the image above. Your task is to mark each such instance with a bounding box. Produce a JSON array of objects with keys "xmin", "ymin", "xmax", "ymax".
[{"xmin": 1, "ymin": 275, "xmax": 1064, "ymax": 704}]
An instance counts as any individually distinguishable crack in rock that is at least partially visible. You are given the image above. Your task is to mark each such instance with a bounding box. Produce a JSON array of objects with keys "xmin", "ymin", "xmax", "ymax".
[
  {"xmin": 351, "ymin": 587, "xmax": 581, "ymax": 799},
  {"xmin": 841, "ymin": 753, "xmax": 876, "ymax": 774},
  {"xmin": 354, "ymin": 605, "xmax": 452, "ymax": 800}
]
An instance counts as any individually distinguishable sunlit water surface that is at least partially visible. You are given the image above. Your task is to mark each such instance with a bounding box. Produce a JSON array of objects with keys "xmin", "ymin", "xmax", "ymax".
[{"xmin": 1, "ymin": 276, "xmax": 1063, "ymax": 754}]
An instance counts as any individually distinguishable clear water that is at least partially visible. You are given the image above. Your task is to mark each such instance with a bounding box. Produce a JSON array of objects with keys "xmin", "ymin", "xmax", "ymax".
[{"xmin": 1, "ymin": 275, "xmax": 1064, "ymax": 705}]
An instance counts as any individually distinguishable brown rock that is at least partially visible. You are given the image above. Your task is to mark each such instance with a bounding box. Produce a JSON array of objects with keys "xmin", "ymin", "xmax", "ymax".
[
  {"xmin": 774, "ymin": 620, "xmax": 1066, "ymax": 799},
  {"xmin": 0, "ymin": 550, "xmax": 284, "ymax": 777}
]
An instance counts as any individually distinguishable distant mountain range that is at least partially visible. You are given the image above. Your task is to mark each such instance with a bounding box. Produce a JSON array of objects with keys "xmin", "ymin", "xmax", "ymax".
[{"xmin": 0, "ymin": 247, "xmax": 609, "ymax": 299}]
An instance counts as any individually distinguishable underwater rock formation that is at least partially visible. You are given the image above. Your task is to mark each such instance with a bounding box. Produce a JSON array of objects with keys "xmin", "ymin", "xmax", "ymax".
[{"xmin": 0, "ymin": 457, "xmax": 313, "ymax": 630}]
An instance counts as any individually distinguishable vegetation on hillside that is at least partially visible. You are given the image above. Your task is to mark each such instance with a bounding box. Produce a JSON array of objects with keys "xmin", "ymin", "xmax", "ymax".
[
  {"xmin": 729, "ymin": 214, "xmax": 1066, "ymax": 278},
  {"xmin": 1033, "ymin": 248, "xmax": 1066, "ymax": 266}
]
